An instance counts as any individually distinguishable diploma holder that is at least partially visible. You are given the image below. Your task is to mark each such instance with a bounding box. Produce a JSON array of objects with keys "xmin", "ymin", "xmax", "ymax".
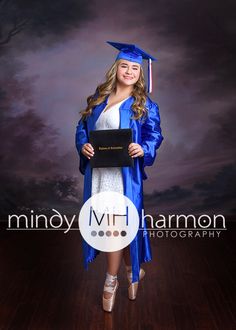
[{"xmin": 89, "ymin": 128, "xmax": 134, "ymax": 168}]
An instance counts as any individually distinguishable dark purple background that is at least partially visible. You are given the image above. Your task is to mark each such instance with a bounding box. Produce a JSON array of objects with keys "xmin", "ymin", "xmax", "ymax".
[{"xmin": 0, "ymin": 0, "xmax": 235, "ymax": 216}]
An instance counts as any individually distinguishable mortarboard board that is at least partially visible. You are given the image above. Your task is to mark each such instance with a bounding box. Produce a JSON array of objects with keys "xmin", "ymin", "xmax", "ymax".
[{"xmin": 106, "ymin": 41, "xmax": 157, "ymax": 93}]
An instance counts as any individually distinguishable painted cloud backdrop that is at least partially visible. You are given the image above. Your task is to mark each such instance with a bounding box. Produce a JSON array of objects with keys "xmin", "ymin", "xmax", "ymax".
[{"xmin": 0, "ymin": 0, "xmax": 235, "ymax": 216}]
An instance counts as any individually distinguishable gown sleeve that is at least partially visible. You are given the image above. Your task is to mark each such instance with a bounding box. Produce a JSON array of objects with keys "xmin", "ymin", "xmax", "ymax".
[
  {"xmin": 75, "ymin": 117, "xmax": 89, "ymax": 175},
  {"xmin": 140, "ymin": 101, "xmax": 164, "ymax": 180}
]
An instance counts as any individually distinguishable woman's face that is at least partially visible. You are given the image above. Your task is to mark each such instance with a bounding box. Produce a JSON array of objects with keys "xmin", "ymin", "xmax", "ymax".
[{"xmin": 116, "ymin": 59, "xmax": 141, "ymax": 87}]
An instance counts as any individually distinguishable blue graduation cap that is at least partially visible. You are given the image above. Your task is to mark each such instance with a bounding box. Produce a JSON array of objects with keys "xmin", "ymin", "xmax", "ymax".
[{"xmin": 106, "ymin": 41, "xmax": 157, "ymax": 93}]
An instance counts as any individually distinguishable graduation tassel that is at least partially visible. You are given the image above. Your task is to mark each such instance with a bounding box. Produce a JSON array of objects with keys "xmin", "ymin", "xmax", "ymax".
[{"xmin": 148, "ymin": 58, "xmax": 152, "ymax": 93}]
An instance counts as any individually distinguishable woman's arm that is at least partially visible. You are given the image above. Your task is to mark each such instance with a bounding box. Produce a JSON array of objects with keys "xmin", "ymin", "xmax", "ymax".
[{"xmin": 140, "ymin": 101, "xmax": 164, "ymax": 180}]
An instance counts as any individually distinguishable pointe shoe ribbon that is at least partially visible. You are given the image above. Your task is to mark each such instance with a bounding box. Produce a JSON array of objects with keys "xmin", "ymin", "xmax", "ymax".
[{"xmin": 127, "ymin": 268, "xmax": 145, "ymax": 300}]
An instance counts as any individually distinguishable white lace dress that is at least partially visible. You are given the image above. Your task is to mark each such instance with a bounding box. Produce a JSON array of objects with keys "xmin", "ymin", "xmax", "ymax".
[{"xmin": 91, "ymin": 98, "xmax": 129, "ymax": 196}]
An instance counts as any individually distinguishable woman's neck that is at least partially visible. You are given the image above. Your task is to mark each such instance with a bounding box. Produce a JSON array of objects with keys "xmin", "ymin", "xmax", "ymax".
[{"xmin": 112, "ymin": 83, "xmax": 133, "ymax": 99}]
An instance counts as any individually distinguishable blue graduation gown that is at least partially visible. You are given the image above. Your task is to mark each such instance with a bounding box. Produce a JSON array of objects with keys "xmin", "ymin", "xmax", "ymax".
[{"xmin": 75, "ymin": 95, "xmax": 164, "ymax": 283}]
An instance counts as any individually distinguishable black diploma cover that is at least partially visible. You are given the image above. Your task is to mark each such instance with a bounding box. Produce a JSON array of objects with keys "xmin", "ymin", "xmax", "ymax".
[{"xmin": 89, "ymin": 128, "xmax": 134, "ymax": 168}]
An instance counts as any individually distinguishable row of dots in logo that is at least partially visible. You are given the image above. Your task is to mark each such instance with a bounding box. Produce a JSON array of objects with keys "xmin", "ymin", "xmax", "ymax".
[{"xmin": 91, "ymin": 230, "xmax": 127, "ymax": 237}]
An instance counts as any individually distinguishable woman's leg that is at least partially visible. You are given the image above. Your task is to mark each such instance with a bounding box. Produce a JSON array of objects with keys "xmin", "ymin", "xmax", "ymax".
[
  {"xmin": 123, "ymin": 245, "xmax": 131, "ymax": 267},
  {"xmin": 104, "ymin": 249, "xmax": 123, "ymax": 299},
  {"xmin": 106, "ymin": 249, "xmax": 123, "ymax": 275}
]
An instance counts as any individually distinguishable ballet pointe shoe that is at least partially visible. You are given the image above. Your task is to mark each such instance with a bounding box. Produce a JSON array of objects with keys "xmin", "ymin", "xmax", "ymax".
[
  {"xmin": 102, "ymin": 273, "xmax": 119, "ymax": 312},
  {"xmin": 127, "ymin": 268, "xmax": 145, "ymax": 301}
]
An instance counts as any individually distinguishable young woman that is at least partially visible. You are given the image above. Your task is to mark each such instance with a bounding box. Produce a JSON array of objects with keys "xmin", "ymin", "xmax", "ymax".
[{"xmin": 75, "ymin": 42, "xmax": 164, "ymax": 312}]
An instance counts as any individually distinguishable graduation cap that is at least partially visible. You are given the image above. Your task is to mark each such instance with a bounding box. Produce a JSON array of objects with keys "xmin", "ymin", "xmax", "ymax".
[{"xmin": 106, "ymin": 41, "xmax": 157, "ymax": 93}]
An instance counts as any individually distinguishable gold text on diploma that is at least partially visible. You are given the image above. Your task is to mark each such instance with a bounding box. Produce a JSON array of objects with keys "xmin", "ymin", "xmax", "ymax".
[{"xmin": 98, "ymin": 146, "xmax": 123, "ymax": 150}]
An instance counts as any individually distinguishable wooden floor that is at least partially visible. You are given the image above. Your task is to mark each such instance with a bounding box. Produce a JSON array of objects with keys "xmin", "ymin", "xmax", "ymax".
[{"xmin": 0, "ymin": 221, "xmax": 235, "ymax": 330}]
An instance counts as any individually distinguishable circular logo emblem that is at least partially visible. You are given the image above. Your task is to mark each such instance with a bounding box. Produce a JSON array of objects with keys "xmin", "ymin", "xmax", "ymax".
[{"xmin": 79, "ymin": 191, "xmax": 139, "ymax": 252}]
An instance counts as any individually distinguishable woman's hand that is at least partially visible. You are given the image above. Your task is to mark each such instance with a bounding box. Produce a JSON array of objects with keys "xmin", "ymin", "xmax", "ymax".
[
  {"xmin": 128, "ymin": 143, "xmax": 144, "ymax": 158},
  {"xmin": 81, "ymin": 143, "xmax": 94, "ymax": 159}
]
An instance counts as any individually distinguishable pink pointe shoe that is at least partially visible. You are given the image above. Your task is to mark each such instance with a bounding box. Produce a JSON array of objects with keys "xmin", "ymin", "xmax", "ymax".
[
  {"xmin": 127, "ymin": 268, "xmax": 145, "ymax": 300},
  {"xmin": 102, "ymin": 273, "xmax": 119, "ymax": 312}
]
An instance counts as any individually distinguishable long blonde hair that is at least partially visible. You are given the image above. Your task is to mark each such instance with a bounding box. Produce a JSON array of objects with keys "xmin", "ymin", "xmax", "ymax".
[{"xmin": 80, "ymin": 59, "xmax": 148, "ymax": 121}]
